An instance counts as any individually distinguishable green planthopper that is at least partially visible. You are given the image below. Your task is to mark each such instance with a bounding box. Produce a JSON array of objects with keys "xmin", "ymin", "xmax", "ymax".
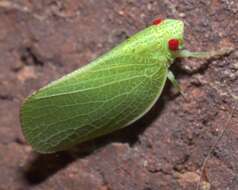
[{"xmin": 20, "ymin": 18, "xmax": 227, "ymax": 153}]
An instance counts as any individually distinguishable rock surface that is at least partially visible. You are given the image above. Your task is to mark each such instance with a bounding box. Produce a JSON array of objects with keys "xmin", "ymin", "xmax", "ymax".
[{"xmin": 0, "ymin": 0, "xmax": 238, "ymax": 190}]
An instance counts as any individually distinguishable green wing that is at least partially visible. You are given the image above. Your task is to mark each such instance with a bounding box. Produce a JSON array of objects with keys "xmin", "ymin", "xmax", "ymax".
[{"xmin": 20, "ymin": 54, "xmax": 168, "ymax": 153}]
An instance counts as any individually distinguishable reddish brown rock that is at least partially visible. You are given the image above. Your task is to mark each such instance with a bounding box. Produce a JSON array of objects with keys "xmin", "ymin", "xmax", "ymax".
[{"xmin": 0, "ymin": 1, "xmax": 237, "ymax": 190}]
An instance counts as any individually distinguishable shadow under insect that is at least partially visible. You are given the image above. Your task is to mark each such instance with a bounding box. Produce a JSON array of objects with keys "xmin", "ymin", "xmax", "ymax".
[
  {"xmin": 21, "ymin": 57, "xmax": 195, "ymax": 186},
  {"xmin": 21, "ymin": 78, "xmax": 179, "ymax": 186}
]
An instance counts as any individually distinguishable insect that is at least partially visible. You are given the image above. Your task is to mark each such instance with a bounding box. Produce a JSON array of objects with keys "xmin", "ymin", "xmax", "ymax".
[{"xmin": 20, "ymin": 18, "xmax": 212, "ymax": 153}]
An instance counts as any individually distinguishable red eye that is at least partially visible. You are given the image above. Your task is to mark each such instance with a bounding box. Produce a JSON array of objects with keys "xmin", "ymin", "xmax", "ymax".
[
  {"xmin": 152, "ymin": 18, "xmax": 163, "ymax": 25},
  {"xmin": 168, "ymin": 39, "xmax": 179, "ymax": 51}
]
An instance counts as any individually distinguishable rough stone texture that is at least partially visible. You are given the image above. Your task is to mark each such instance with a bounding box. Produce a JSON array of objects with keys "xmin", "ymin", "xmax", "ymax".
[{"xmin": 0, "ymin": 0, "xmax": 238, "ymax": 190}]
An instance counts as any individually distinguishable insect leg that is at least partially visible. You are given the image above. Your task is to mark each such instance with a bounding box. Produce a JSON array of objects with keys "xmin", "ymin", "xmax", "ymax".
[
  {"xmin": 167, "ymin": 70, "xmax": 185, "ymax": 97},
  {"xmin": 175, "ymin": 47, "xmax": 234, "ymax": 59}
]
